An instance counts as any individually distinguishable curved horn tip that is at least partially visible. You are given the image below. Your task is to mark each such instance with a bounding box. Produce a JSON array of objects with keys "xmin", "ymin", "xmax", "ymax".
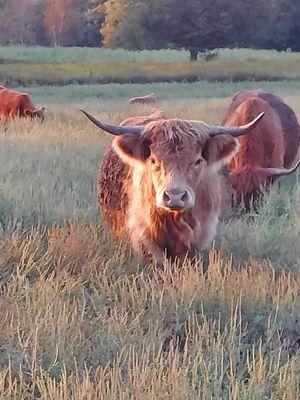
[
  {"xmin": 255, "ymin": 112, "xmax": 265, "ymax": 122},
  {"xmin": 265, "ymin": 160, "xmax": 300, "ymax": 177},
  {"xmin": 80, "ymin": 109, "xmax": 89, "ymax": 117}
]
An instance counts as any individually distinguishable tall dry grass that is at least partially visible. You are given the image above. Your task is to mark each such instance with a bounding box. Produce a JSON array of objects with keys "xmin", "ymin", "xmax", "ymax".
[{"xmin": 0, "ymin": 97, "xmax": 299, "ymax": 398}]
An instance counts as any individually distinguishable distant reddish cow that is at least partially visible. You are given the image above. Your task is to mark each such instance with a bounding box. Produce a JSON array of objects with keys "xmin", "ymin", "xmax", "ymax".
[
  {"xmin": 81, "ymin": 108, "xmax": 263, "ymax": 264},
  {"xmin": 223, "ymin": 92, "xmax": 300, "ymax": 210},
  {"xmin": 129, "ymin": 93, "xmax": 157, "ymax": 105},
  {"xmin": 0, "ymin": 87, "xmax": 45, "ymax": 121}
]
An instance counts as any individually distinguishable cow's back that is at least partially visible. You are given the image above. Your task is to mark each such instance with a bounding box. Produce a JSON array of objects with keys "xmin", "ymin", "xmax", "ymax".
[
  {"xmin": 225, "ymin": 96, "xmax": 287, "ymax": 209},
  {"xmin": 226, "ymin": 97, "xmax": 285, "ymax": 170},
  {"xmin": 258, "ymin": 92, "xmax": 300, "ymax": 167},
  {"xmin": 0, "ymin": 88, "xmax": 20, "ymax": 118},
  {"xmin": 97, "ymin": 111, "xmax": 166, "ymax": 236},
  {"xmin": 223, "ymin": 89, "xmax": 300, "ymax": 167},
  {"xmin": 0, "ymin": 88, "xmax": 35, "ymax": 118}
]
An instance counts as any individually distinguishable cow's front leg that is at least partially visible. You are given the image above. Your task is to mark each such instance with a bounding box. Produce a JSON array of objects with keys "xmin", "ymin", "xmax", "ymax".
[
  {"xmin": 142, "ymin": 237, "xmax": 165, "ymax": 267},
  {"xmin": 131, "ymin": 236, "xmax": 165, "ymax": 267}
]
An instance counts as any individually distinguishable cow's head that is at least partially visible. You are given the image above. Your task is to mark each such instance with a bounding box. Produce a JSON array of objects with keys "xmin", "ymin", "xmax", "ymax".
[
  {"xmin": 24, "ymin": 107, "xmax": 46, "ymax": 122},
  {"xmin": 81, "ymin": 110, "xmax": 264, "ymax": 213}
]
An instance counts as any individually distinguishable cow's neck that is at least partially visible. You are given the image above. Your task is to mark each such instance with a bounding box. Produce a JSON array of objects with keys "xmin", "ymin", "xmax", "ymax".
[{"xmin": 148, "ymin": 208, "xmax": 196, "ymax": 256}]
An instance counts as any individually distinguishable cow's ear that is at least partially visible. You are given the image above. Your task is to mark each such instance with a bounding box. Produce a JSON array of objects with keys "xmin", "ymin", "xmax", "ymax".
[
  {"xmin": 202, "ymin": 135, "xmax": 239, "ymax": 168},
  {"xmin": 113, "ymin": 134, "xmax": 151, "ymax": 165},
  {"xmin": 24, "ymin": 109, "xmax": 33, "ymax": 118}
]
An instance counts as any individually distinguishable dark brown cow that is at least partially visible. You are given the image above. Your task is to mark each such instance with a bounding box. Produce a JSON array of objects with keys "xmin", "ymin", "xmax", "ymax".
[
  {"xmin": 223, "ymin": 92, "xmax": 300, "ymax": 210},
  {"xmin": 82, "ymin": 109, "xmax": 263, "ymax": 265},
  {"xmin": 0, "ymin": 87, "xmax": 45, "ymax": 121}
]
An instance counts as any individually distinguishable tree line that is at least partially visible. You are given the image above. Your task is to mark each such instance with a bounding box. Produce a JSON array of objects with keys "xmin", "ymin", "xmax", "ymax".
[{"xmin": 0, "ymin": 0, "xmax": 299, "ymax": 59}]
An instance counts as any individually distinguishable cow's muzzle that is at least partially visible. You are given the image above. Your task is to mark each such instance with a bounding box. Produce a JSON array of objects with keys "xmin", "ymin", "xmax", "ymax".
[{"xmin": 157, "ymin": 188, "xmax": 195, "ymax": 212}]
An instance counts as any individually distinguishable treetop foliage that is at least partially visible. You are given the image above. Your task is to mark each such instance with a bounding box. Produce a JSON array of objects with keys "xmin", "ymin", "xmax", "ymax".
[{"xmin": 0, "ymin": 0, "xmax": 299, "ymax": 58}]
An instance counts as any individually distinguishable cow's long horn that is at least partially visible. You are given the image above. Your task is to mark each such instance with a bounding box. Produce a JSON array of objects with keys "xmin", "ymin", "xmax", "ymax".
[
  {"xmin": 262, "ymin": 160, "xmax": 300, "ymax": 177},
  {"xmin": 209, "ymin": 112, "xmax": 265, "ymax": 137},
  {"xmin": 81, "ymin": 109, "xmax": 143, "ymax": 135}
]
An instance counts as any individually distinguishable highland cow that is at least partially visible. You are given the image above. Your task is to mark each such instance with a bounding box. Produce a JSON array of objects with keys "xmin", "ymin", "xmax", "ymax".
[
  {"xmin": 82, "ymin": 108, "xmax": 264, "ymax": 264},
  {"xmin": 0, "ymin": 87, "xmax": 45, "ymax": 121},
  {"xmin": 223, "ymin": 92, "xmax": 300, "ymax": 210}
]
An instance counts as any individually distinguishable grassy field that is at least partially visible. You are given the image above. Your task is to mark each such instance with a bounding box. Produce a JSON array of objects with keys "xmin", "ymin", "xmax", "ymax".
[
  {"xmin": 0, "ymin": 86, "xmax": 299, "ymax": 398},
  {"xmin": 2, "ymin": 47, "xmax": 300, "ymax": 86},
  {"xmin": 2, "ymin": 47, "xmax": 299, "ymax": 63},
  {"xmin": 16, "ymin": 80, "xmax": 300, "ymax": 108}
]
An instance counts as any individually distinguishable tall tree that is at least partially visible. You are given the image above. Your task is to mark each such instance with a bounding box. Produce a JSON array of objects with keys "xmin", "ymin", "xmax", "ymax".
[
  {"xmin": 0, "ymin": 0, "xmax": 47, "ymax": 45},
  {"xmin": 155, "ymin": 0, "xmax": 234, "ymax": 60},
  {"xmin": 59, "ymin": 0, "xmax": 103, "ymax": 46},
  {"xmin": 44, "ymin": 0, "xmax": 72, "ymax": 46},
  {"xmin": 100, "ymin": 0, "xmax": 166, "ymax": 50},
  {"xmin": 99, "ymin": 0, "xmax": 274, "ymax": 60},
  {"xmin": 269, "ymin": 0, "xmax": 300, "ymax": 51}
]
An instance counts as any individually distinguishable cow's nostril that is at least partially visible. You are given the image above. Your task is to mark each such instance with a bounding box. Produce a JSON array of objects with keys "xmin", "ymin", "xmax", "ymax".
[
  {"xmin": 181, "ymin": 190, "xmax": 188, "ymax": 202},
  {"xmin": 163, "ymin": 191, "xmax": 171, "ymax": 203}
]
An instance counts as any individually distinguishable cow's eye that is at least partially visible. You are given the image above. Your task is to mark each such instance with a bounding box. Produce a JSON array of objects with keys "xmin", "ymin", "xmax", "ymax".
[
  {"xmin": 150, "ymin": 157, "xmax": 160, "ymax": 170},
  {"xmin": 195, "ymin": 158, "xmax": 203, "ymax": 166}
]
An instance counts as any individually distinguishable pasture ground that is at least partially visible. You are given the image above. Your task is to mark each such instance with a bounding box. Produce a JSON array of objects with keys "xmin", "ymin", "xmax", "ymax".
[
  {"xmin": 2, "ymin": 47, "xmax": 300, "ymax": 86},
  {"xmin": 0, "ymin": 51, "xmax": 300, "ymax": 398}
]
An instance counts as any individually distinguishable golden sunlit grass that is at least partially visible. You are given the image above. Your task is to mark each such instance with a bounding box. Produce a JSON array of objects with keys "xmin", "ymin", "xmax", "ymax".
[
  {"xmin": 0, "ymin": 226, "xmax": 299, "ymax": 398},
  {"xmin": 0, "ymin": 96, "xmax": 299, "ymax": 398}
]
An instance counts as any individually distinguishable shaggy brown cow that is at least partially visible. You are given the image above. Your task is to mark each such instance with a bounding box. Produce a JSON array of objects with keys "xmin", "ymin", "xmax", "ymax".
[
  {"xmin": 224, "ymin": 94, "xmax": 300, "ymax": 210},
  {"xmin": 129, "ymin": 93, "xmax": 156, "ymax": 105},
  {"xmin": 0, "ymin": 87, "xmax": 45, "ymax": 121},
  {"xmin": 81, "ymin": 109, "xmax": 264, "ymax": 264},
  {"xmin": 223, "ymin": 89, "xmax": 300, "ymax": 168}
]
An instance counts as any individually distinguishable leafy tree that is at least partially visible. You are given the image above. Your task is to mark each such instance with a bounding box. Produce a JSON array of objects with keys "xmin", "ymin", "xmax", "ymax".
[
  {"xmin": 61, "ymin": 0, "xmax": 103, "ymax": 46},
  {"xmin": 155, "ymin": 0, "xmax": 234, "ymax": 60},
  {"xmin": 100, "ymin": 0, "xmax": 167, "ymax": 49},
  {"xmin": 0, "ymin": 0, "xmax": 47, "ymax": 45},
  {"xmin": 269, "ymin": 0, "xmax": 300, "ymax": 51},
  {"xmin": 99, "ymin": 0, "xmax": 274, "ymax": 60},
  {"xmin": 44, "ymin": 0, "xmax": 72, "ymax": 46},
  {"xmin": 42, "ymin": 0, "xmax": 102, "ymax": 46}
]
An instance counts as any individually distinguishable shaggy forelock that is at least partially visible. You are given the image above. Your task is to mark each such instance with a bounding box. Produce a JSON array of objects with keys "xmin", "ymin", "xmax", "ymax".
[{"xmin": 141, "ymin": 118, "xmax": 211, "ymax": 145}]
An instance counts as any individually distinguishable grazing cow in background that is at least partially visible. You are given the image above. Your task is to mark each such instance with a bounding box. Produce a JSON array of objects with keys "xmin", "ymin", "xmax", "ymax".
[
  {"xmin": 0, "ymin": 87, "xmax": 45, "ymax": 122},
  {"xmin": 81, "ymin": 108, "xmax": 263, "ymax": 265},
  {"xmin": 223, "ymin": 92, "xmax": 300, "ymax": 210},
  {"xmin": 129, "ymin": 93, "xmax": 157, "ymax": 105}
]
